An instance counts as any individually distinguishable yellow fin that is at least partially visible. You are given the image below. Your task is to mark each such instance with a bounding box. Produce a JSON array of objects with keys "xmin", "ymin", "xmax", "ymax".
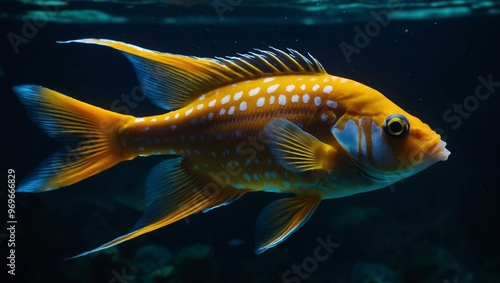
[
  {"xmin": 59, "ymin": 39, "xmax": 325, "ymax": 110},
  {"xmin": 255, "ymin": 195, "xmax": 322, "ymax": 254},
  {"xmin": 264, "ymin": 118, "xmax": 336, "ymax": 172},
  {"xmin": 68, "ymin": 157, "xmax": 247, "ymax": 259},
  {"xmin": 13, "ymin": 85, "xmax": 134, "ymax": 192}
]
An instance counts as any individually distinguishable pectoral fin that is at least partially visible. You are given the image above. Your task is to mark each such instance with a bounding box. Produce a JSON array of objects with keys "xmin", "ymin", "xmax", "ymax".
[
  {"xmin": 68, "ymin": 156, "xmax": 247, "ymax": 259},
  {"xmin": 264, "ymin": 118, "xmax": 337, "ymax": 172},
  {"xmin": 255, "ymin": 195, "xmax": 322, "ymax": 254}
]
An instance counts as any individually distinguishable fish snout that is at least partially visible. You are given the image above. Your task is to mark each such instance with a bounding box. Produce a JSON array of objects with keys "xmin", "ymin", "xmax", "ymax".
[{"xmin": 426, "ymin": 140, "xmax": 451, "ymax": 162}]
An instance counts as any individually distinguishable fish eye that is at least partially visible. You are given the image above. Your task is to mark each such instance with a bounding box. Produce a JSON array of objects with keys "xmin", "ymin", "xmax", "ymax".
[{"xmin": 384, "ymin": 114, "xmax": 409, "ymax": 138}]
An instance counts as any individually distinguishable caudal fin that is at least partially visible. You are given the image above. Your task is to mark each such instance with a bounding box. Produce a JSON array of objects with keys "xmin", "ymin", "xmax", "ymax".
[{"xmin": 14, "ymin": 85, "xmax": 135, "ymax": 192}]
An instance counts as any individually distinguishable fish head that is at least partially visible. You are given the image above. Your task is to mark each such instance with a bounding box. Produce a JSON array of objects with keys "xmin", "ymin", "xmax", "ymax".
[{"xmin": 331, "ymin": 94, "xmax": 450, "ymax": 185}]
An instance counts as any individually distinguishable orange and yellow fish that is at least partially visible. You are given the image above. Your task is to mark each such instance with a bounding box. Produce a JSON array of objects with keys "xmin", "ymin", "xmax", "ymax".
[{"xmin": 14, "ymin": 39, "xmax": 450, "ymax": 257}]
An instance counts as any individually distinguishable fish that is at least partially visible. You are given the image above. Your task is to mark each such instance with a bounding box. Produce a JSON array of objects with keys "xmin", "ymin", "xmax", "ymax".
[{"xmin": 13, "ymin": 38, "xmax": 450, "ymax": 258}]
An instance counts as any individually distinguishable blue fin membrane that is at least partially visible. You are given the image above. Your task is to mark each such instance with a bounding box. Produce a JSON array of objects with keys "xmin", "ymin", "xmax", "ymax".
[
  {"xmin": 68, "ymin": 157, "xmax": 247, "ymax": 259},
  {"xmin": 255, "ymin": 195, "xmax": 322, "ymax": 254},
  {"xmin": 59, "ymin": 39, "xmax": 325, "ymax": 110}
]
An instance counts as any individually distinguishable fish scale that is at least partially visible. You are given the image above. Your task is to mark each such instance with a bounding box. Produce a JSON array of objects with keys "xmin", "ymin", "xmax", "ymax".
[{"xmin": 13, "ymin": 39, "xmax": 449, "ymax": 257}]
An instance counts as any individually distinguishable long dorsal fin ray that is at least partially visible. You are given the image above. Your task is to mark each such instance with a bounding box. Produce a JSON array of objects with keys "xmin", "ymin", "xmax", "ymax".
[{"xmin": 58, "ymin": 39, "xmax": 325, "ymax": 110}]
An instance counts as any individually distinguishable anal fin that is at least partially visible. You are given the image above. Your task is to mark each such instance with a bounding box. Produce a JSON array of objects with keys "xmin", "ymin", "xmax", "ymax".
[
  {"xmin": 255, "ymin": 195, "xmax": 322, "ymax": 254},
  {"xmin": 68, "ymin": 156, "xmax": 247, "ymax": 259}
]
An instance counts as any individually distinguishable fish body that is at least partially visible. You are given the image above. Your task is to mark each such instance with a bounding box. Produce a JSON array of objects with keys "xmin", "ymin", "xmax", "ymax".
[{"xmin": 14, "ymin": 39, "xmax": 450, "ymax": 257}]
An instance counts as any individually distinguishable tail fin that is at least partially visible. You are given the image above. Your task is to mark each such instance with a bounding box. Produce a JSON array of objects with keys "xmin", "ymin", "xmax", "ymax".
[{"xmin": 13, "ymin": 85, "xmax": 135, "ymax": 192}]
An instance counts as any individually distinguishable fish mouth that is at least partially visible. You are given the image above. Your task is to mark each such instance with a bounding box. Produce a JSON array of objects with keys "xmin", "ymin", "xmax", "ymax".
[{"xmin": 426, "ymin": 140, "xmax": 451, "ymax": 162}]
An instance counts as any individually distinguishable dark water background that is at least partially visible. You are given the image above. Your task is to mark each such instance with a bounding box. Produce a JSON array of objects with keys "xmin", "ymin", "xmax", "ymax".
[{"xmin": 1, "ymin": 5, "xmax": 500, "ymax": 283}]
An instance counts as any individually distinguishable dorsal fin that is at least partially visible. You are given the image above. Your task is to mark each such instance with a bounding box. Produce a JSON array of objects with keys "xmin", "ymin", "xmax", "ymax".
[{"xmin": 59, "ymin": 39, "xmax": 326, "ymax": 110}]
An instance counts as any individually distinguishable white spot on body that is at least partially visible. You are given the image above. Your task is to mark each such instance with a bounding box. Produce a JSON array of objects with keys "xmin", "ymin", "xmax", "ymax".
[
  {"xmin": 267, "ymin": 84, "xmax": 279, "ymax": 94},
  {"xmin": 185, "ymin": 108, "xmax": 193, "ymax": 116},
  {"xmin": 291, "ymin": 95, "xmax": 299, "ymax": 103},
  {"xmin": 263, "ymin": 77, "xmax": 275, "ymax": 83},
  {"xmin": 302, "ymin": 94, "xmax": 310, "ymax": 103},
  {"xmin": 164, "ymin": 116, "xmax": 170, "ymax": 121},
  {"xmin": 208, "ymin": 113, "xmax": 214, "ymax": 120},
  {"xmin": 197, "ymin": 104, "xmax": 204, "ymax": 110},
  {"xmin": 219, "ymin": 108, "xmax": 226, "ymax": 115},
  {"xmin": 323, "ymin": 85, "xmax": 333, "ymax": 94},
  {"xmin": 269, "ymin": 95, "xmax": 276, "ymax": 105},
  {"xmin": 312, "ymin": 84, "xmax": 320, "ymax": 92},
  {"xmin": 256, "ymin": 97, "xmax": 265, "ymax": 108},
  {"xmin": 314, "ymin": 97, "xmax": 322, "ymax": 106},
  {"xmin": 151, "ymin": 118, "xmax": 157, "ymax": 122},
  {"xmin": 198, "ymin": 94, "xmax": 205, "ymax": 100},
  {"xmin": 278, "ymin": 94, "xmax": 286, "ymax": 106},
  {"xmin": 244, "ymin": 173, "xmax": 251, "ymax": 182},
  {"xmin": 286, "ymin": 84, "xmax": 295, "ymax": 92},
  {"xmin": 340, "ymin": 78, "xmax": 348, "ymax": 83},
  {"xmin": 249, "ymin": 87, "xmax": 260, "ymax": 96},
  {"xmin": 135, "ymin": 117, "xmax": 145, "ymax": 123},
  {"xmin": 321, "ymin": 113, "xmax": 328, "ymax": 121},
  {"xmin": 327, "ymin": 100, "xmax": 338, "ymax": 108},
  {"xmin": 221, "ymin": 95, "xmax": 231, "ymax": 105},
  {"xmin": 209, "ymin": 99, "xmax": 216, "ymax": 107},
  {"xmin": 174, "ymin": 113, "xmax": 180, "ymax": 119},
  {"xmin": 234, "ymin": 91, "xmax": 243, "ymax": 101},
  {"xmin": 239, "ymin": 101, "xmax": 247, "ymax": 111},
  {"xmin": 228, "ymin": 106, "xmax": 235, "ymax": 115},
  {"xmin": 310, "ymin": 77, "xmax": 317, "ymax": 81},
  {"xmin": 300, "ymin": 84, "xmax": 306, "ymax": 91}
]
